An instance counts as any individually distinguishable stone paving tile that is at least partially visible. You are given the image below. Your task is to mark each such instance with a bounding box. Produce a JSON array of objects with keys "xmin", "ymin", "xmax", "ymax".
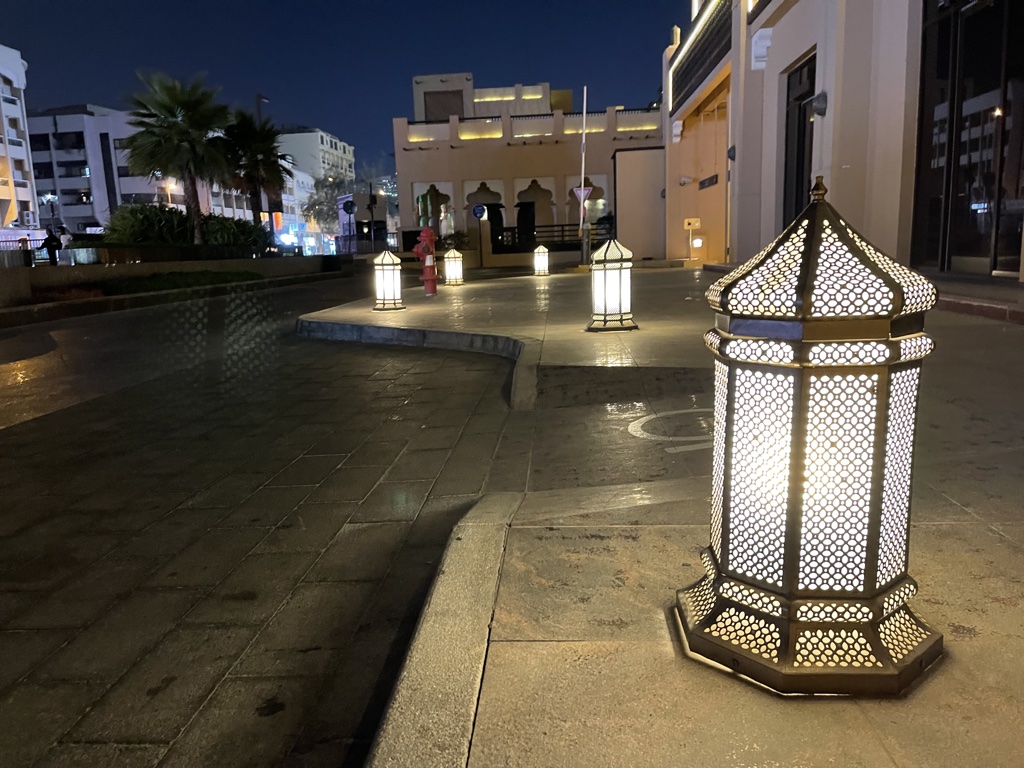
[
  {"xmin": 230, "ymin": 582, "xmax": 375, "ymax": 678},
  {"xmin": 184, "ymin": 552, "xmax": 319, "ymax": 626},
  {"xmin": 67, "ymin": 625, "xmax": 255, "ymax": 743},
  {"xmin": 253, "ymin": 502, "xmax": 357, "ymax": 553},
  {"xmin": 0, "ymin": 629, "xmax": 73, "ymax": 689},
  {"xmin": 0, "ymin": 532, "xmax": 127, "ymax": 592},
  {"xmin": 34, "ymin": 589, "xmax": 201, "ymax": 683},
  {"xmin": 34, "ymin": 744, "xmax": 167, "ymax": 768},
  {"xmin": 304, "ymin": 464, "xmax": 387, "ymax": 503},
  {"xmin": 266, "ymin": 455, "xmax": 346, "ymax": 487},
  {"xmin": 0, "ymin": 681, "xmax": 105, "ymax": 768},
  {"xmin": 145, "ymin": 528, "xmax": 268, "ymax": 588},
  {"xmin": 384, "ymin": 448, "xmax": 451, "ymax": 481},
  {"xmin": 4, "ymin": 557, "xmax": 160, "ymax": 630},
  {"xmin": 216, "ymin": 485, "xmax": 317, "ymax": 528},
  {"xmin": 343, "ymin": 439, "xmax": 409, "ymax": 467},
  {"xmin": 491, "ymin": 525, "xmax": 706, "ymax": 643},
  {"xmin": 107, "ymin": 508, "xmax": 228, "ymax": 562},
  {"xmin": 348, "ymin": 480, "xmax": 434, "ymax": 523},
  {"xmin": 305, "ymin": 430, "xmax": 369, "ymax": 455},
  {"xmin": 305, "ymin": 523, "xmax": 412, "ymax": 582},
  {"xmin": 408, "ymin": 424, "xmax": 464, "ymax": 450},
  {"xmin": 182, "ymin": 472, "xmax": 269, "ymax": 509},
  {"xmin": 158, "ymin": 677, "xmax": 318, "ymax": 768}
]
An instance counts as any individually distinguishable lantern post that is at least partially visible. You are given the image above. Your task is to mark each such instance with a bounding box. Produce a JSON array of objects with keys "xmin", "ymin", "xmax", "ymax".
[
  {"xmin": 676, "ymin": 178, "xmax": 942, "ymax": 695},
  {"xmin": 372, "ymin": 250, "xmax": 405, "ymax": 311},
  {"xmin": 587, "ymin": 238, "xmax": 637, "ymax": 331},
  {"xmin": 534, "ymin": 245, "xmax": 549, "ymax": 276},
  {"xmin": 443, "ymin": 248, "xmax": 465, "ymax": 286}
]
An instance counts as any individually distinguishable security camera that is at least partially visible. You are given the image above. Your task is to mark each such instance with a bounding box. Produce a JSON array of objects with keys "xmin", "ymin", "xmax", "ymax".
[{"xmin": 679, "ymin": 176, "xmax": 694, "ymax": 186}]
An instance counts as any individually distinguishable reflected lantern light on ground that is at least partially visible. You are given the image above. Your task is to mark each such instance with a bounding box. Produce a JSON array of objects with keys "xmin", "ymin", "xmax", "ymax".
[
  {"xmin": 534, "ymin": 245, "xmax": 549, "ymax": 276},
  {"xmin": 587, "ymin": 238, "xmax": 638, "ymax": 332},
  {"xmin": 372, "ymin": 250, "xmax": 405, "ymax": 311},
  {"xmin": 676, "ymin": 177, "xmax": 943, "ymax": 695},
  {"xmin": 443, "ymin": 248, "xmax": 464, "ymax": 286}
]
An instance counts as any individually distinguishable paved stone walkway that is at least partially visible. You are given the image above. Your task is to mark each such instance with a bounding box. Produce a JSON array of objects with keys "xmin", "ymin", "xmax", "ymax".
[{"xmin": 0, "ymin": 280, "xmax": 516, "ymax": 767}]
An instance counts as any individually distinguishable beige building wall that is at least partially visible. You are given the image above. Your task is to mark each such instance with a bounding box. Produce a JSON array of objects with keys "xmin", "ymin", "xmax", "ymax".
[
  {"xmin": 666, "ymin": 0, "xmax": 923, "ymax": 267},
  {"xmin": 615, "ymin": 147, "xmax": 667, "ymax": 260},
  {"xmin": 394, "ymin": 107, "xmax": 662, "ymax": 255},
  {"xmin": 734, "ymin": 0, "xmax": 922, "ymax": 264}
]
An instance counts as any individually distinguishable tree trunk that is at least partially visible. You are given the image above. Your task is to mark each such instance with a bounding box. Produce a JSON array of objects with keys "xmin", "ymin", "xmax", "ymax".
[
  {"xmin": 184, "ymin": 172, "xmax": 204, "ymax": 245},
  {"xmin": 249, "ymin": 187, "xmax": 263, "ymax": 226}
]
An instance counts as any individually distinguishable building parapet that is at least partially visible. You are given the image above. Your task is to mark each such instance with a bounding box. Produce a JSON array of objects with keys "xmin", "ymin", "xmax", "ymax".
[
  {"xmin": 399, "ymin": 107, "xmax": 661, "ymax": 147},
  {"xmin": 667, "ymin": 0, "xmax": 732, "ymax": 116}
]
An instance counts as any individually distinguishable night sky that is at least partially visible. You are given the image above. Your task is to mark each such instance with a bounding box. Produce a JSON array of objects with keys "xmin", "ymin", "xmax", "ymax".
[{"xmin": 5, "ymin": 0, "xmax": 687, "ymax": 172}]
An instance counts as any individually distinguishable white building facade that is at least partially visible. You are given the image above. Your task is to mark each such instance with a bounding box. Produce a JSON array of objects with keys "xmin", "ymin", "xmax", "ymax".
[
  {"xmin": 29, "ymin": 105, "xmax": 256, "ymax": 233},
  {"xmin": 278, "ymin": 126, "xmax": 354, "ymax": 182},
  {"xmin": 0, "ymin": 44, "xmax": 38, "ymax": 229}
]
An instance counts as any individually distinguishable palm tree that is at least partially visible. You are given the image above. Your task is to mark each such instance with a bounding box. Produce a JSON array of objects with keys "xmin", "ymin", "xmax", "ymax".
[
  {"xmin": 222, "ymin": 110, "xmax": 291, "ymax": 226},
  {"xmin": 126, "ymin": 73, "xmax": 230, "ymax": 245}
]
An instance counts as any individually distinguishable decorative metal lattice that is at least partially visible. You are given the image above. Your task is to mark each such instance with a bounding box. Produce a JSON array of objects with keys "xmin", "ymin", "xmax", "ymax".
[
  {"xmin": 879, "ymin": 609, "xmax": 931, "ymax": 663},
  {"xmin": 883, "ymin": 582, "xmax": 918, "ymax": 617},
  {"xmin": 810, "ymin": 221, "xmax": 893, "ymax": 317},
  {"xmin": 710, "ymin": 361, "xmax": 728, "ymax": 561},
  {"xmin": 682, "ymin": 577, "xmax": 717, "ymax": 625},
  {"xmin": 794, "ymin": 629, "xmax": 881, "ymax": 668},
  {"xmin": 898, "ymin": 336, "xmax": 934, "ymax": 362},
  {"xmin": 808, "ymin": 342, "xmax": 889, "ymax": 366},
  {"xmin": 705, "ymin": 607, "xmax": 781, "ymax": 661},
  {"xmin": 728, "ymin": 369, "xmax": 794, "ymax": 587},
  {"xmin": 877, "ymin": 367, "xmax": 920, "ymax": 587},
  {"xmin": 677, "ymin": 178, "xmax": 942, "ymax": 694},
  {"xmin": 795, "ymin": 602, "xmax": 874, "ymax": 623},
  {"xmin": 843, "ymin": 223, "xmax": 937, "ymax": 316},
  {"xmin": 725, "ymin": 222, "xmax": 808, "ymax": 317},
  {"xmin": 799, "ymin": 374, "xmax": 877, "ymax": 591},
  {"xmin": 722, "ymin": 339, "xmax": 795, "ymax": 365},
  {"xmin": 720, "ymin": 580, "xmax": 783, "ymax": 617}
]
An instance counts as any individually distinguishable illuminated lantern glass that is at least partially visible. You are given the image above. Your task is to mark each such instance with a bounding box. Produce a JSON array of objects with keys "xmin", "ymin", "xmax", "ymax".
[
  {"xmin": 587, "ymin": 238, "xmax": 638, "ymax": 331},
  {"xmin": 372, "ymin": 250, "xmax": 405, "ymax": 311},
  {"xmin": 444, "ymin": 248, "xmax": 464, "ymax": 286},
  {"xmin": 534, "ymin": 245, "xmax": 549, "ymax": 276},
  {"xmin": 677, "ymin": 178, "xmax": 942, "ymax": 695}
]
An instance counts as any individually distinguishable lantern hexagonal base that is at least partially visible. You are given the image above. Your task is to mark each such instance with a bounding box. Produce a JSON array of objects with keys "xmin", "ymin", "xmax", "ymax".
[
  {"xmin": 586, "ymin": 317, "xmax": 638, "ymax": 332},
  {"xmin": 372, "ymin": 304, "xmax": 406, "ymax": 312},
  {"xmin": 676, "ymin": 549, "xmax": 943, "ymax": 696}
]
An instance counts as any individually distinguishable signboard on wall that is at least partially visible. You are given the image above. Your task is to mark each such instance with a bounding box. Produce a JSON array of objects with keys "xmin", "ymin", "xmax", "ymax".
[{"xmin": 684, "ymin": 217, "xmax": 702, "ymax": 230}]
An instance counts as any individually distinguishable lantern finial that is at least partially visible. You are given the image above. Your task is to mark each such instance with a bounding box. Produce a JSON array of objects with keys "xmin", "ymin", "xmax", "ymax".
[{"xmin": 810, "ymin": 176, "xmax": 828, "ymax": 202}]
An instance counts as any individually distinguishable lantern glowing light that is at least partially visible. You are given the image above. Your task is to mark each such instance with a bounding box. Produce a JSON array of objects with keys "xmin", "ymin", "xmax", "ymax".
[
  {"xmin": 534, "ymin": 245, "xmax": 549, "ymax": 276},
  {"xmin": 443, "ymin": 248, "xmax": 464, "ymax": 286},
  {"xmin": 676, "ymin": 178, "xmax": 942, "ymax": 695},
  {"xmin": 372, "ymin": 250, "xmax": 405, "ymax": 311},
  {"xmin": 587, "ymin": 238, "xmax": 638, "ymax": 331}
]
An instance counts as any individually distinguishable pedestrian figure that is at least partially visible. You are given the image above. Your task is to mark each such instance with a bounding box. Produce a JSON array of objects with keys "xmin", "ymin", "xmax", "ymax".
[
  {"xmin": 17, "ymin": 236, "xmax": 32, "ymax": 268},
  {"xmin": 58, "ymin": 226, "xmax": 73, "ymax": 265},
  {"xmin": 39, "ymin": 228, "xmax": 61, "ymax": 266}
]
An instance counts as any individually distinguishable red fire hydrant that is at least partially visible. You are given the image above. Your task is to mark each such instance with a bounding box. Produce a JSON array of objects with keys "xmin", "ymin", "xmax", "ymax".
[{"xmin": 413, "ymin": 227, "xmax": 439, "ymax": 297}]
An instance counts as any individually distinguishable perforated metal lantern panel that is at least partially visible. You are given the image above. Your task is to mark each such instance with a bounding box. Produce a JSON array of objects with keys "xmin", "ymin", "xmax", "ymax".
[
  {"xmin": 677, "ymin": 179, "xmax": 942, "ymax": 695},
  {"xmin": 588, "ymin": 239, "xmax": 638, "ymax": 331},
  {"xmin": 372, "ymin": 251, "xmax": 405, "ymax": 311}
]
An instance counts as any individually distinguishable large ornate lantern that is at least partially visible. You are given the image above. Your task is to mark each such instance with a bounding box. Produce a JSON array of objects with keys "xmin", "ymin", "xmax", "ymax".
[
  {"xmin": 677, "ymin": 179, "xmax": 942, "ymax": 695},
  {"xmin": 533, "ymin": 245, "xmax": 549, "ymax": 276},
  {"xmin": 587, "ymin": 238, "xmax": 637, "ymax": 331},
  {"xmin": 372, "ymin": 250, "xmax": 405, "ymax": 311},
  {"xmin": 443, "ymin": 248, "xmax": 464, "ymax": 286}
]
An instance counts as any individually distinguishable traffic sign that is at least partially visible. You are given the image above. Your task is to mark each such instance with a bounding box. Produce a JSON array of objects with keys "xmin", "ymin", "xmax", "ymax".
[
  {"xmin": 472, "ymin": 203, "xmax": 487, "ymax": 219},
  {"xmin": 342, "ymin": 200, "xmax": 355, "ymax": 215},
  {"xmin": 573, "ymin": 187, "xmax": 592, "ymax": 204}
]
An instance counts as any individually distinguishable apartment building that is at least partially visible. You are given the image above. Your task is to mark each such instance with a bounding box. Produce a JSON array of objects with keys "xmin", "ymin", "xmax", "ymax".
[
  {"xmin": 0, "ymin": 44, "xmax": 37, "ymax": 229},
  {"xmin": 278, "ymin": 126, "xmax": 355, "ymax": 182}
]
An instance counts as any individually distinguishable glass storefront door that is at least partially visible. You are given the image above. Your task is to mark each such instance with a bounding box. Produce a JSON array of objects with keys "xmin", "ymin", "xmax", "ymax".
[{"xmin": 912, "ymin": 0, "xmax": 1022, "ymax": 277}]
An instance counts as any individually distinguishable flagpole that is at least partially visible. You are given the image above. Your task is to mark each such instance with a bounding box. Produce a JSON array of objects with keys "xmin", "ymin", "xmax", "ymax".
[{"xmin": 579, "ymin": 85, "xmax": 587, "ymax": 237}]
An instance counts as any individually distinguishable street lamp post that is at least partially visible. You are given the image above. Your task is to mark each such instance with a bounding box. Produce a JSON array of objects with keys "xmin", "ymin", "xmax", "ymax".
[{"xmin": 676, "ymin": 178, "xmax": 943, "ymax": 695}]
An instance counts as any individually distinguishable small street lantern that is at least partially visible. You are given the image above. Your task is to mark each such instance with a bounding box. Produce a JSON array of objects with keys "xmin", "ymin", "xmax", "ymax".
[
  {"xmin": 677, "ymin": 178, "xmax": 942, "ymax": 695},
  {"xmin": 534, "ymin": 245, "xmax": 549, "ymax": 276},
  {"xmin": 372, "ymin": 250, "xmax": 405, "ymax": 311},
  {"xmin": 444, "ymin": 248, "xmax": 464, "ymax": 286},
  {"xmin": 587, "ymin": 238, "xmax": 638, "ymax": 331}
]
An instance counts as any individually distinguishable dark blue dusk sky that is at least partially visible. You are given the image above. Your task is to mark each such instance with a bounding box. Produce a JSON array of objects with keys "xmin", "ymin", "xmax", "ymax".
[{"xmin": 5, "ymin": 1, "xmax": 687, "ymax": 171}]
